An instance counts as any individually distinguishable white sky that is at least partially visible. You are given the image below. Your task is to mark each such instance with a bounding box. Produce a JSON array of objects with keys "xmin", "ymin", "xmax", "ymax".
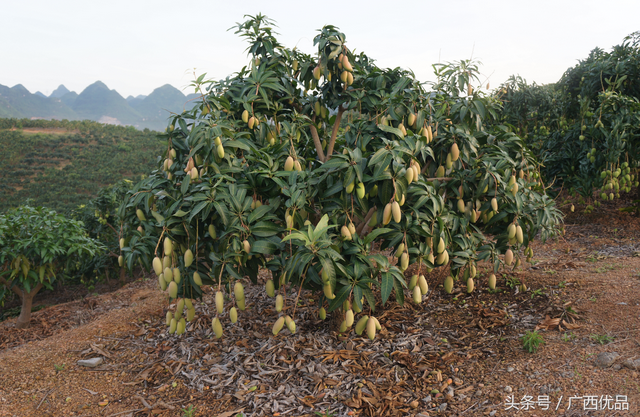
[{"xmin": 2, "ymin": 0, "xmax": 639, "ymax": 98}]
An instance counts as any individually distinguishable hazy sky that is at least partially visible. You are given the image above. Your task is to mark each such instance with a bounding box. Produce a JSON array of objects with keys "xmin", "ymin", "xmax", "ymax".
[{"xmin": 2, "ymin": 0, "xmax": 639, "ymax": 98}]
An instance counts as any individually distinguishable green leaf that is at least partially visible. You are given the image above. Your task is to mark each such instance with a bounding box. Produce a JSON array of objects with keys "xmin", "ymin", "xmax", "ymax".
[
  {"xmin": 188, "ymin": 201, "xmax": 210, "ymax": 222},
  {"xmin": 393, "ymin": 277, "xmax": 405, "ymax": 305},
  {"xmin": 225, "ymin": 140, "xmax": 251, "ymax": 151},
  {"xmin": 370, "ymin": 254, "xmax": 390, "ymax": 268},
  {"xmin": 380, "ymin": 272, "xmax": 393, "ymax": 305},
  {"xmin": 353, "ymin": 285, "xmax": 363, "ymax": 311},
  {"xmin": 174, "ymin": 210, "xmax": 189, "ymax": 217},
  {"xmin": 250, "ymin": 221, "xmax": 280, "ymax": 237},
  {"xmin": 361, "ymin": 286, "xmax": 376, "ymax": 311},
  {"xmin": 225, "ymin": 263, "xmax": 244, "ymax": 281},
  {"xmin": 369, "ymin": 147, "xmax": 389, "ymax": 166},
  {"xmin": 322, "ymin": 182, "xmax": 344, "ymax": 198},
  {"xmin": 319, "ymin": 156, "xmax": 349, "ymax": 171},
  {"xmin": 310, "ymin": 214, "xmax": 333, "ymax": 240},
  {"xmin": 328, "ymin": 284, "xmax": 351, "ymax": 313},
  {"xmin": 247, "ymin": 205, "xmax": 272, "ymax": 224},
  {"xmin": 377, "ymin": 124, "xmax": 404, "ymax": 139},
  {"xmin": 251, "ymin": 240, "xmax": 280, "ymax": 255},
  {"xmin": 212, "ymin": 201, "xmax": 229, "ymax": 226},
  {"xmin": 180, "ymin": 175, "xmax": 191, "ymax": 195},
  {"xmin": 151, "ymin": 210, "xmax": 165, "ymax": 224},
  {"xmin": 281, "ymin": 232, "xmax": 309, "ymax": 244},
  {"xmin": 363, "ymin": 228, "xmax": 392, "ymax": 245},
  {"xmin": 319, "ymin": 257, "xmax": 335, "ymax": 283}
]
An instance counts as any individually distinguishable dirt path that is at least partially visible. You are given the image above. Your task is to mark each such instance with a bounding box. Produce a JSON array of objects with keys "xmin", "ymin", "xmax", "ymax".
[
  {"xmin": 1, "ymin": 208, "xmax": 639, "ymax": 417},
  {"xmin": 6, "ymin": 127, "xmax": 81, "ymax": 135},
  {"xmin": 0, "ymin": 283, "xmax": 166, "ymax": 417}
]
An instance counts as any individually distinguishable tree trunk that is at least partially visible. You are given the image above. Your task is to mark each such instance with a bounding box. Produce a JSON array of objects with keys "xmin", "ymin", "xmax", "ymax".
[
  {"xmin": 119, "ymin": 266, "xmax": 126, "ymax": 285},
  {"xmin": 15, "ymin": 284, "xmax": 42, "ymax": 329}
]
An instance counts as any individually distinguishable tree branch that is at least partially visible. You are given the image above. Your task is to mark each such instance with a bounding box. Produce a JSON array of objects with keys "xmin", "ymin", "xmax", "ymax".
[
  {"xmin": 0, "ymin": 275, "xmax": 24, "ymax": 298},
  {"xmin": 105, "ymin": 222, "xmax": 119, "ymax": 236},
  {"xmin": 28, "ymin": 282, "xmax": 43, "ymax": 297},
  {"xmin": 325, "ymin": 105, "xmax": 345, "ymax": 161},
  {"xmin": 356, "ymin": 207, "xmax": 376, "ymax": 236},
  {"xmin": 309, "ymin": 118, "xmax": 325, "ymax": 162}
]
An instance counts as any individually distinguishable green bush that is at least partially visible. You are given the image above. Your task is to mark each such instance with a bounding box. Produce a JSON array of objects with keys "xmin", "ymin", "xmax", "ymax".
[{"xmin": 0, "ymin": 205, "xmax": 104, "ymax": 328}]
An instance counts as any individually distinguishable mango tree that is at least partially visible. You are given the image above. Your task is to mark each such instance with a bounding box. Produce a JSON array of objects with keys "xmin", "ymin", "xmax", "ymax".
[
  {"xmin": 0, "ymin": 205, "xmax": 104, "ymax": 328},
  {"xmin": 499, "ymin": 32, "xmax": 640, "ymax": 210},
  {"xmin": 73, "ymin": 179, "xmax": 147, "ymax": 285},
  {"xmin": 120, "ymin": 14, "xmax": 562, "ymax": 339}
]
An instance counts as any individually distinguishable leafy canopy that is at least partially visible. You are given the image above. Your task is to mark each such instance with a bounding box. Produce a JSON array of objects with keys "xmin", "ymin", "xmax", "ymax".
[{"xmin": 0, "ymin": 205, "xmax": 104, "ymax": 305}]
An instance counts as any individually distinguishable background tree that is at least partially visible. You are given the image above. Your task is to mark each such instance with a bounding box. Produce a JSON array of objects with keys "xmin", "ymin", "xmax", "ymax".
[
  {"xmin": 0, "ymin": 205, "xmax": 104, "ymax": 328},
  {"xmin": 120, "ymin": 14, "xmax": 562, "ymax": 338},
  {"xmin": 72, "ymin": 179, "xmax": 140, "ymax": 286},
  {"xmin": 499, "ymin": 32, "xmax": 640, "ymax": 209}
]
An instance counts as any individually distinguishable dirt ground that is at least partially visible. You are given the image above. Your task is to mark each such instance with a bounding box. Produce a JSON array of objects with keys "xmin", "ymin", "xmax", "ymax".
[
  {"xmin": 8, "ymin": 127, "xmax": 81, "ymax": 135},
  {"xmin": 1, "ymin": 200, "xmax": 639, "ymax": 417}
]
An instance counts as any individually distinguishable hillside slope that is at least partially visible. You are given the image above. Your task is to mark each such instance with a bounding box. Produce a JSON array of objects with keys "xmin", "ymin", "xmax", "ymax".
[{"xmin": 0, "ymin": 118, "xmax": 166, "ymax": 213}]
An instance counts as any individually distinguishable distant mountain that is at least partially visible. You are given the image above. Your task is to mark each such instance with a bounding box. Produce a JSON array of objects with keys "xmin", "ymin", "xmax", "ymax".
[
  {"xmin": 50, "ymin": 85, "xmax": 71, "ymax": 98},
  {"xmin": 60, "ymin": 91, "xmax": 78, "ymax": 107},
  {"xmin": 126, "ymin": 94, "xmax": 147, "ymax": 102},
  {"xmin": 0, "ymin": 84, "xmax": 78, "ymax": 119},
  {"xmin": 0, "ymin": 81, "xmax": 201, "ymax": 131},
  {"xmin": 71, "ymin": 81, "xmax": 141, "ymax": 126},
  {"xmin": 126, "ymin": 94, "xmax": 146, "ymax": 110},
  {"xmin": 131, "ymin": 84, "xmax": 192, "ymax": 130}
]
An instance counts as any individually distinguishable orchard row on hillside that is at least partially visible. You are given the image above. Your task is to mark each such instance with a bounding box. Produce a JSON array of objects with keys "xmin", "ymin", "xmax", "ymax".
[{"xmin": 0, "ymin": 119, "xmax": 165, "ymax": 213}]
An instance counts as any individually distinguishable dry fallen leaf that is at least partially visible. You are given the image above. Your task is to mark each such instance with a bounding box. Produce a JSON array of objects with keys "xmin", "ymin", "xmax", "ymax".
[
  {"xmin": 535, "ymin": 315, "xmax": 561, "ymax": 331},
  {"xmin": 562, "ymin": 320, "xmax": 581, "ymax": 330},
  {"xmin": 216, "ymin": 408, "xmax": 245, "ymax": 417}
]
